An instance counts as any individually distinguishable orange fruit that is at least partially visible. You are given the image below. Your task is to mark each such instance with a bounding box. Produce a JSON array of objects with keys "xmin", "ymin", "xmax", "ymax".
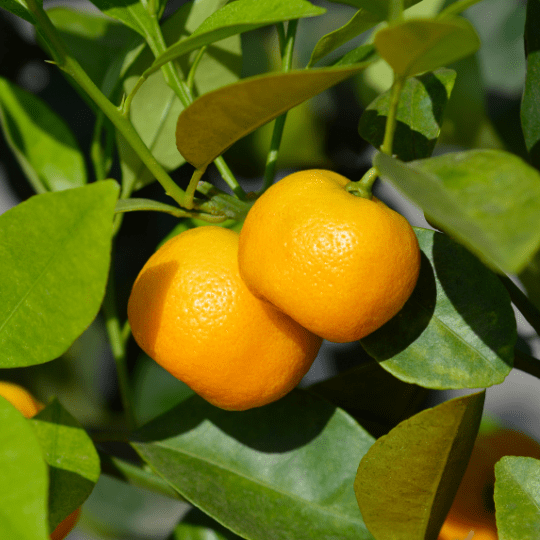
[
  {"xmin": 438, "ymin": 427, "xmax": 540, "ymax": 540},
  {"xmin": 127, "ymin": 226, "xmax": 322, "ymax": 411},
  {"xmin": 237, "ymin": 169, "xmax": 421, "ymax": 343},
  {"xmin": 0, "ymin": 382, "xmax": 80, "ymax": 539}
]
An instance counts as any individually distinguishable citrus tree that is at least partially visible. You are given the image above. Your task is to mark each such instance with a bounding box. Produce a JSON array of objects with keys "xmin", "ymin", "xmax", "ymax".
[{"xmin": 0, "ymin": 0, "xmax": 539, "ymax": 538}]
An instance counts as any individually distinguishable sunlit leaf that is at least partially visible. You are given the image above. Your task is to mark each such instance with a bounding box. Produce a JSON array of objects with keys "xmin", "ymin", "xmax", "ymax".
[
  {"xmin": 0, "ymin": 181, "xmax": 119, "ymax": 367},
  {"xmin": 0, "ymin": 77, "xmax": 87, "ymax": 193},
  {"xmin": 355, "ymin": 391, "xmax": 485, "ymax": 540}
]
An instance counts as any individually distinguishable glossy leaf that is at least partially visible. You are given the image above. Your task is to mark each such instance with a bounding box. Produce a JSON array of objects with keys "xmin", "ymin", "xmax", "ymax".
[
  {"xmin": 30, "ymin": 399, "xmax": 101, "ymax": 531},
  {"xmin": 0, "ymin": 77, "xmax": 87, "ymax": 193},
  {"xmin": 494, "ymin": 456, "xmax": 540, "ymax": 539},
  {"xmin": 359, "ymin": 68, "xmax": 456, "ymax": 160},
  {"xmin": 522, "ymin": 0, "xmax": 540, "ymax": 167},
  {"xmin": 176, "ymin": 63, "xmax": 374, "ymax": 169},
  {"xmin": 0, "ymin": 181, "xmax": 119, "ymax": 367},
  {"xmin": 308, "ymin": 9, "xmax": 380, "ymax": 67},
  {"xmin": 0, "ymin": 397, "xmax": 49, "ymax": 540},
  {"xmin": 132, "ymin": 390, "xmax": 376, "ymax": 540},
  {"xmin": 374, "ymin": 17, "xmax": 480, "ymax": 77},
  {"xmin": 119, "ymin": 0, "xmax": 241, "ymax": 191},
  {"xmin": 361, "ymin": 228, "xmax": 516, "ymax": 389},
  {"xmin": 149, "ymin": 0, "xmax": 325, "ymax": 74},
  {"xmin": 0, "ymin": 0, "xmax": 35, "ymax": 23},
  {"xmin": 355, "ymin": 391, "xmax": 485, "ymax": 540},
  {"xmin": 374, "ymin": 150, "xmax": 540, "ymax": 274}
]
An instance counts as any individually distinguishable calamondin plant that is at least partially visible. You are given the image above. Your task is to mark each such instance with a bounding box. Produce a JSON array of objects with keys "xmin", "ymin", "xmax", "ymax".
[{"xmin": 1, "ymin": 0, "xmax": 539, "ymax": 538}]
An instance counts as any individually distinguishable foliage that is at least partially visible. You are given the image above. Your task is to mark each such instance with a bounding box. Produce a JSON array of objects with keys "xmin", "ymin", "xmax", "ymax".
[{"xmin": 0, "ymin": 0, "xmax": 539, "ymax": 538}]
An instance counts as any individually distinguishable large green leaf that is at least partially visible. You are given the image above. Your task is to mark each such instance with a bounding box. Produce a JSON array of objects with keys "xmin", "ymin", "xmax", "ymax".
[
  {"xmin": 0, "ymin": 181, "xmax": 119, "ymax": 367},
  {"xmin": 0, "ymin": 77, "xmax": 87, "ymax": 193},
  {"xmin": 374, "ymin": 17, "xmax": 480, "ymax": 77},
  {"xmin": 132, "ymin": 390, "xmax": 376, "ymax": 540},
  {"xmin": 494, "ymin": 456, "xmax": 540, "ymax": 539},
  {"xmin": 0, "ymin": 0, "xmax": 35, "ymax": 23},
  {"xmin": 0, "ymin": 397, "xmax": 49, "ymax": 540},
  {"xmin": 375, "ymin": 150, "xmax": 540, "ymax": 274},
  {"xmin": 30, "ymin": 399, "xmax": 100, "ymax": 531},
  {"xmin": 176, "ymin": 63, "xmax": 375, "ymax": 169},
  {"xmin": 355, "ymin": 391, "xmax": 485, "ymax": 540},
  {"xmin": 173, "ymin": 507, "xmax": 244, "ymax": 540},
  {"xmin": 118, "ymin": 0, "xmax": 242, "ymax": 192},
  {"xmin": 361, "ymin": 228, "xmax": 515, "ymax": 389},
  {"xmin": 149, "ymin": 0, "xmax": 325, "ymax": 76},
  {"xmin": 359, "ymin": 68, "xmax": 456, "ymax": 160},
  {"xmin": 522, "ymin": 0, "xmax": 540, "ymax": 167}
]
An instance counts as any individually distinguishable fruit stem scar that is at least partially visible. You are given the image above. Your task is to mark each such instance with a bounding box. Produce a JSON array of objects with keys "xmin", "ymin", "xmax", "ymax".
[{"xmin": 346, "ymin": 167, "xmax": 378, "ymax": 199}]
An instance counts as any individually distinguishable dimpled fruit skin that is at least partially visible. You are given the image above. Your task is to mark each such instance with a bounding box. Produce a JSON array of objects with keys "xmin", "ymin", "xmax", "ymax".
[
  {"xmin": 127, "ymin": 226, "xmax": 322, "ymax": 411},
  {"xmin": 438, "ymin": 428, "xmax": 540, "ymax": 540},
  {"xmin": 237, "ymin": 169, "xmax": 421, "ymax": 343}
]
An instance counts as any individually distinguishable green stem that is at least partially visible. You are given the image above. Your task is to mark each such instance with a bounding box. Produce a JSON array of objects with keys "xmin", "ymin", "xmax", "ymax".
[
  {"xmin": 184, "ymin": 168, "xmax": 207, "ymax": 210},
  {"xmin": 345, "ymin": 167, "xmax": 378, "ymax": 199},
  {"xmin": 187, "ymin": 45, "xmax": 208, "ymax": 94},
  {"xmin": 514, "ymin": 349, "xmax": 540, "ymax": 381},
  {"xmin": 261, "ymin": 20, "xmax": 298, "ymax": 193},
  {"xmin": 379, "ymin": 75, "xmax": 405, "ymax": 157},
  {"xmin": 26, "ymin": 0, "xmax": 187, "ymax": 207},
  {"xmin": 102, "ymin": 261, "xmax": 136, "ymax": 429},
  {"xmin": 499, "ymin": 275, "xmax": 540, "ymax": 337}
]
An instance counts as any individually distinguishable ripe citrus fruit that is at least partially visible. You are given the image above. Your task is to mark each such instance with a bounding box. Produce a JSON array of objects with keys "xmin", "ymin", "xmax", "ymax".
[
  {"xmin": 237, "ymin": 169, "xmax": 421, "ymax": 343},
  {"xmin": 438, "ymin": 427, "xmax": 540, "ymax": 540},
  {"xmin": 127, "ymin": 226, "xmax": 322, "ymax": 411},
  {"xmin": 0, "ymin": 381, "xmax": 80, "ymax": 540}
]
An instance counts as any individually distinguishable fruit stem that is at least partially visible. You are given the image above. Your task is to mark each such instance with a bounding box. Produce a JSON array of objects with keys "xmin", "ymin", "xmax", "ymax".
[
  {"xmin": 260, "ymin": 20, "xmax": 298, "ymax": 194},
  {"xmin": 346, "ymin": 167, "xmax": 378, "ymax": 199},
  {"xmin": 379, "ymin": 75, "xmax": 405, "ymax": 157}
]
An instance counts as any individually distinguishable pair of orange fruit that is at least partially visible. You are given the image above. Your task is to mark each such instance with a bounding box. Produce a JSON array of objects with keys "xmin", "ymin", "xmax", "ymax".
[
  {"xmin": 0, "ymin": 381, "xmax": 81, "ymax": 540},
  {"xmin": 128, "ymin": 169, "xmax": 421, "ymax": 410}
]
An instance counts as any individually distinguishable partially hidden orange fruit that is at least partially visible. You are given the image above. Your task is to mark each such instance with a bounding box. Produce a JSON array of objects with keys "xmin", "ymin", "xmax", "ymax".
[
  {"xmin": 238, "ymin": 169, "xmax": 421, "ymax": 343},
  {"xmin": 0, "ymin": 381, "xmax": 80, "ymax": 540},
  {"xmin": 438, "ymin": 427, "xmax": 540, "ymax": 540},
  {"xmin": 127, "ymin": 226, "xmax": 322, "ymax": 411}
]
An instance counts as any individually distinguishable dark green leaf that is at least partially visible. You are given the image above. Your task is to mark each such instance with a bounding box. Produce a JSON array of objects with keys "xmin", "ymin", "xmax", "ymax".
[
  {"xmin": 359, "ymin": 68, "xmax": 456, "ymax": 160},
  {"xmin": 0, "ymin": 397, "xmax": 49, "ymax": 540},
  {"xmin": 132, "ymin": 390, "xmax": 376, "ymax": 540},
  {"xmin": 176, "ymin": 63, "xmax": 374, "ymax": 169},
  {"xmin": 0, "ymin": 0, "xmax": 35, "ymax": 23},
  {"xmin": 522, "ymin": 0, "xmax": 540, "ymax": 167},
  {"xmin": 149, "ymin": 0, "xmax": 325, "ymax": 75},
  {"xmin": 355, "ymin": 391, "xmax": 485, "ymax": 540},
  {"xmin": 308, "ymin": 9, "xmax": 380, "ymax": 67},
  {"xmin": 375, "ymin": 150, "xmax": 540, "ymax": 274},
  {"xmin": 374, "ymin": 17, "xmax": 480, "ymax": 77},
  {"xmin": 494, "ymin": 456, "xmax": 540, "ymax": 539},
  {"xmin": 30, "ymin": 399, "xmax": 100, "ymax": 531},
  {"xmin": 0, "ymin": 77, "xmax": 87, "ymax": 193},
  {"xmin": 0, "ymin": 181, "xmax": 119, "ymax": 367},
  {"xmin": 361, "ymin": 228, "xmax": 515, "ymax": 389}
]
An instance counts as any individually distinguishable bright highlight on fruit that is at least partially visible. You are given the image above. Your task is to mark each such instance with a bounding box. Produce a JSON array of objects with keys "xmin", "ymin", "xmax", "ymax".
[
  {"xmin": 127, "ymin": 226, "xmax": 322, "ymax": 411},
  {"xmin": 238, "ymin": 169, "xmax": 421, "ymax": 343},
  {"xmin": 438, "ymin": 427, "xmax": 540, "ymax": 540},
  {"xmin": 0, "ymin": 381, "xmax": 80, "ymax": 540}
]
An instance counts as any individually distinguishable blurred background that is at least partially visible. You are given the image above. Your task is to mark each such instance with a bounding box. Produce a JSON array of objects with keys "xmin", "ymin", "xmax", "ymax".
[{"xmin": 0, "ymin": 0, "xmax": 537, "ymax": 537}]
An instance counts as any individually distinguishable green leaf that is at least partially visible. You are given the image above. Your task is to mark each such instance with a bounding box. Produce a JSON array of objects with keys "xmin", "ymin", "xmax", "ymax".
[
  {"xmin": 522, "ymin": 0, "xmax": 540, "ymax": 167},
  {"xmin": 173, "ymin": 507, "xmax": 244, "ymax": 540},
  {"xmin": 119, "ymin": 0, "xmax": 242, "ymax": 191},
  {"xmin": 149, "ymin": 0, "xmax": 325, "ymax": 75},
  {"xmin": 374, "ymin": 17, "xmax": 480, "ymax": 77},
  {"xmin": 0, "ymin": 181, "xmax": 119, "ymax": 367},
  {"xmin": 308, "ymin": 9, "xmax": 380, "ymax": 67},
  {"xmin": 44, "ymin": 7, "xmax": 138, "ymax": 91},
  {"xmin": 0, "ymin": 397, "xmax": 49, "ymax": 540},
  {"xmin": 355, "ymin": 391, "xmax": 485, "ymax": 540},
  {"xmin": 0, "ymin": 0, "xmax": 35, "ymax": 24},
  {"xmin": 29, "ymin": 399, "xmax": 100, "ymax": 531},
  {"xmin": 359, "ymin": 68, "xmax": 456, "ymax": 160},
  {"xmin": 0, "ymin": 77, "xmax": 87, "ymax": 193},
  {"xmin": 333, "ymin": 43, "xmax": 378, "ymax": 66},
  {"xmin": 361, "ymin": 228, "xmax": 516, "ymax": 389},
  {"xmin": 495, "ymin": 456, "xmax": 540, "ymax": 539},
  {"xmin": 132, "ymin": 390, "xmax": 376, "ymax": 540},
  {"xmin": 374, "ymin": 149, "xmax": 540, "ymax": 274},
  {"xmin": 308, "ymin": 361, "xmax": 428, "ymax": 437},
  {"xmin": 176, "ymin": 63, "xmax": 374, "ymax": 169}
]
